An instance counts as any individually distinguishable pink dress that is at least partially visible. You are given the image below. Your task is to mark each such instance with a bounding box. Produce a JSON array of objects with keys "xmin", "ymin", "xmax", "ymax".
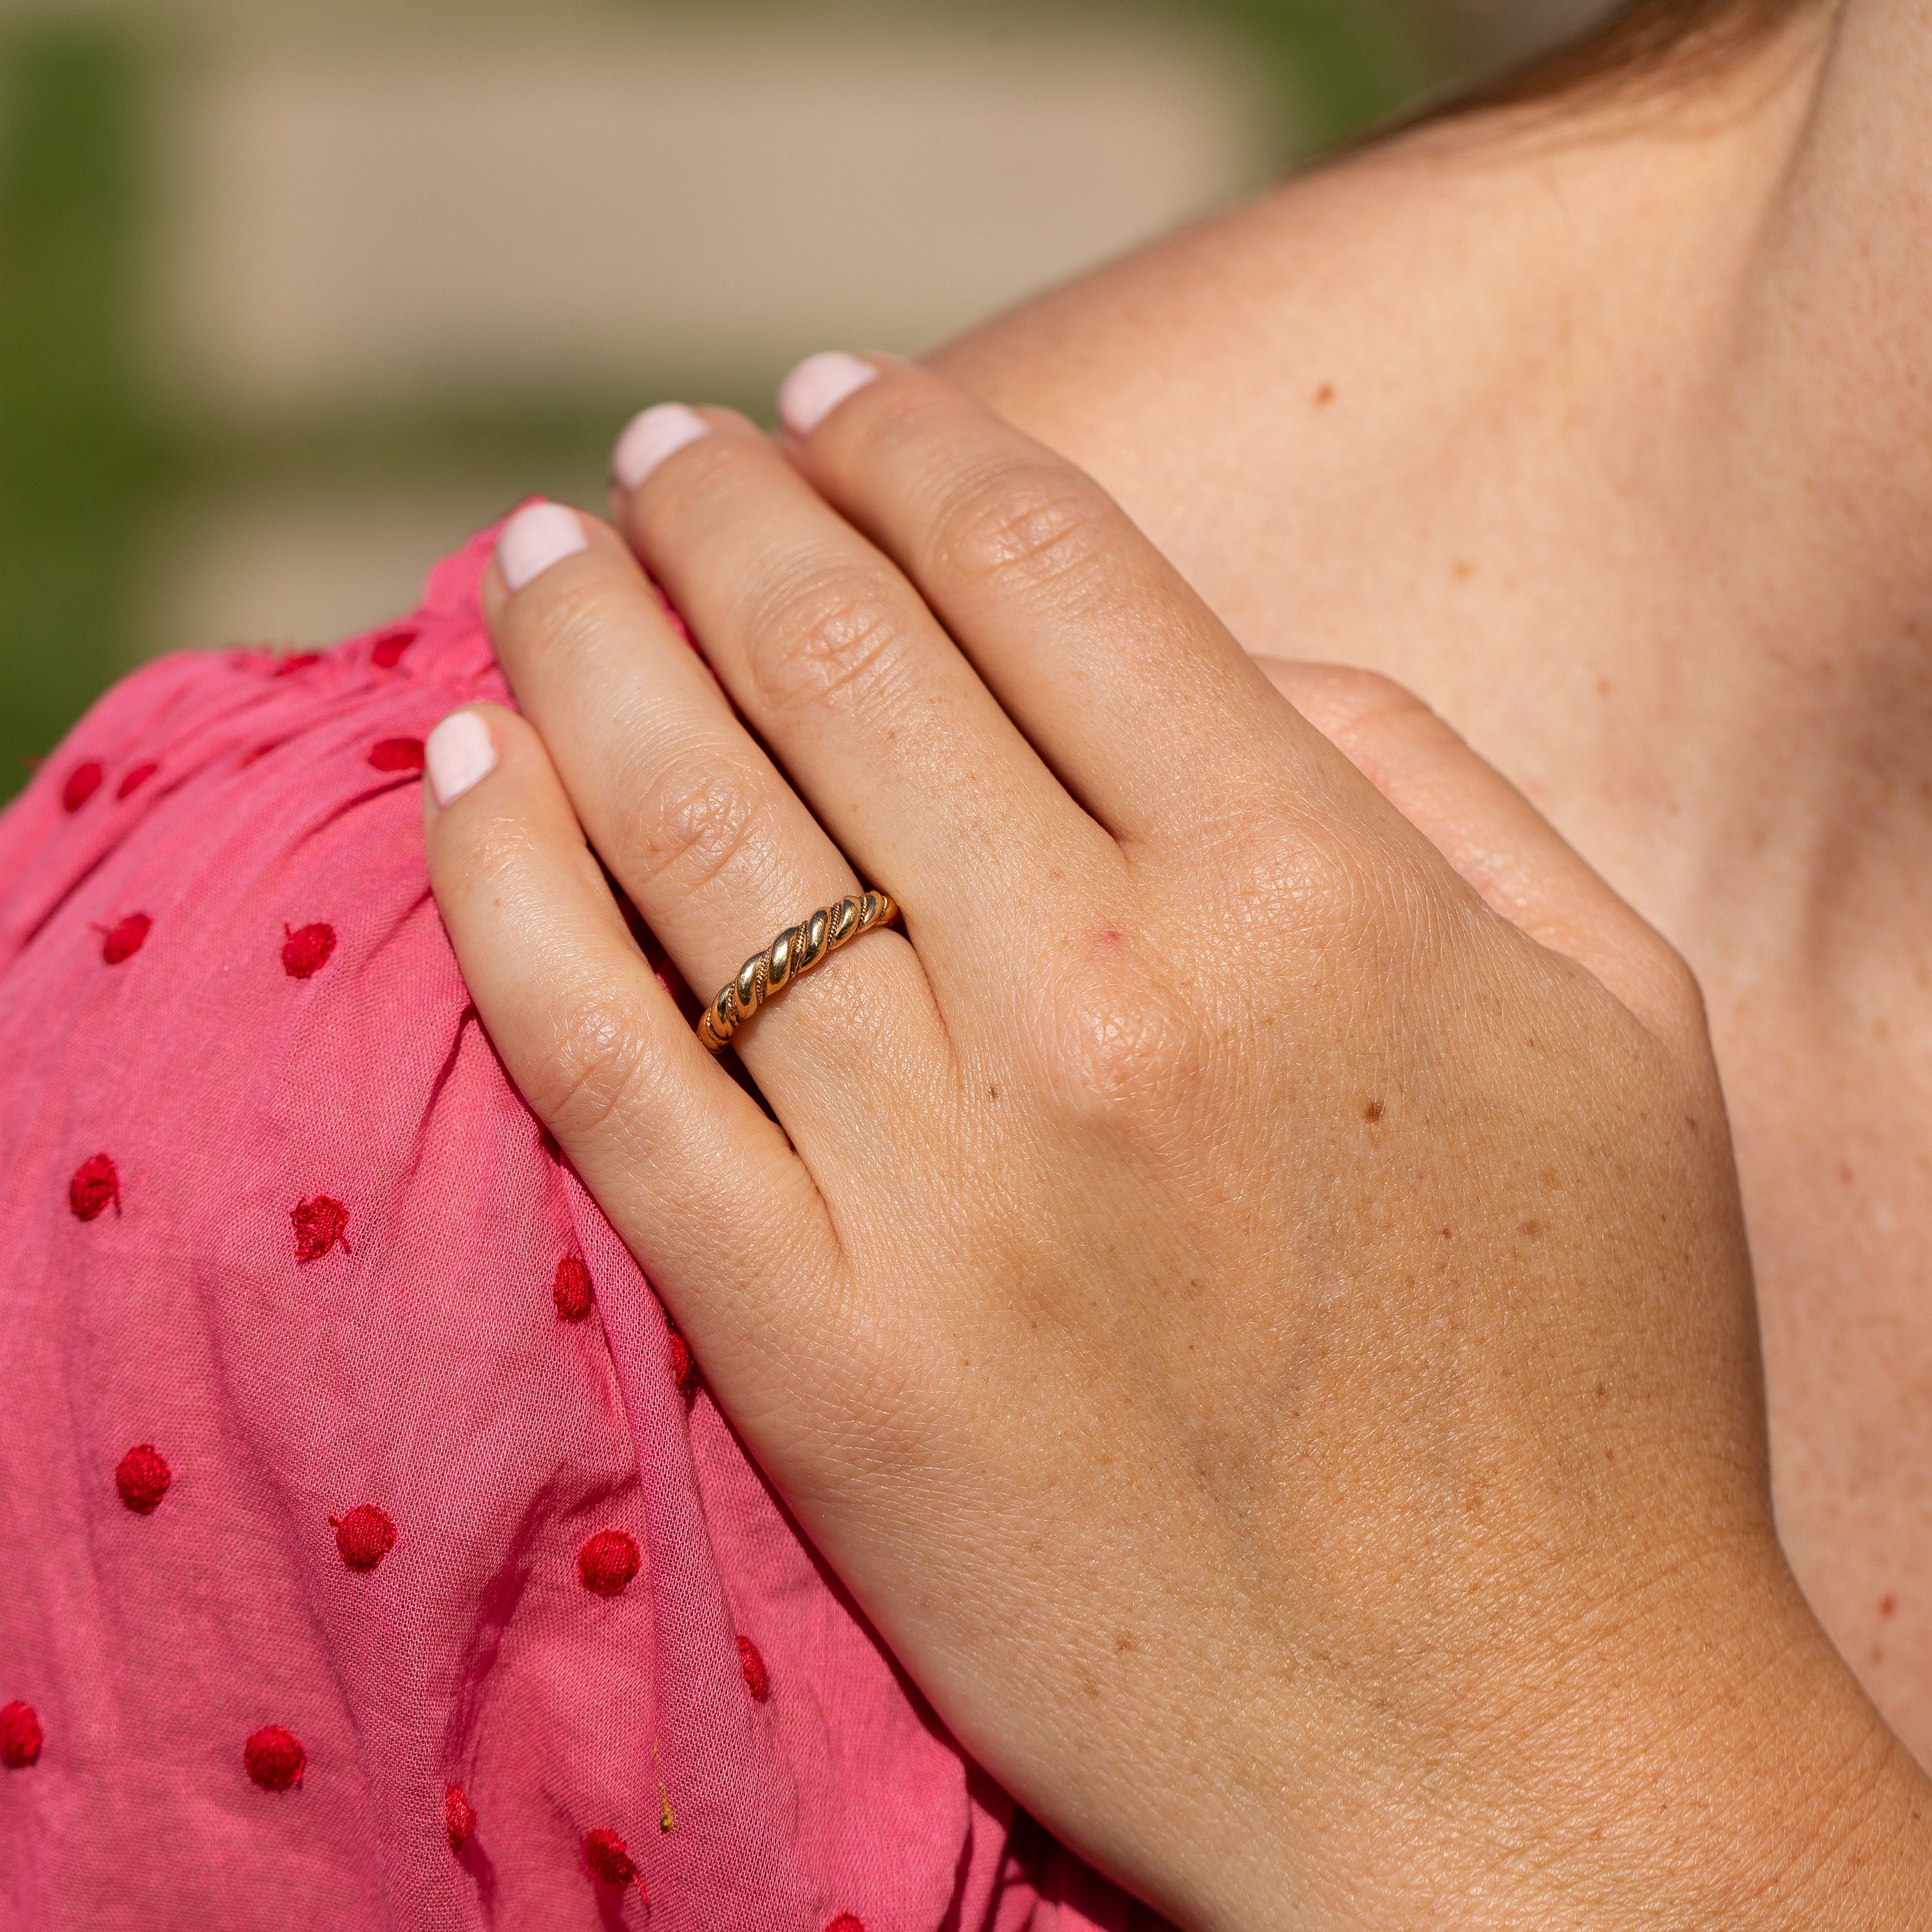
[{"xmin": 0, "ymin": 526, "xmax": 1142, "ymax": 1931}]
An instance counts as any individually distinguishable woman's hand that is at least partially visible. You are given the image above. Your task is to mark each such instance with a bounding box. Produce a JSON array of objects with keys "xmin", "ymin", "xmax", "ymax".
[{"xmin": 422, "ymin": 357, "xmax": 1927, "ymax": 1929}]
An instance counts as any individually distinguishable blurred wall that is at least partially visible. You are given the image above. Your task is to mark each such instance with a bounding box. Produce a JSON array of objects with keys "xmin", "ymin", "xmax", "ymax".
[{"xmin": 0, "ymin": 0, "xmax": 1611, "ymax": 797}]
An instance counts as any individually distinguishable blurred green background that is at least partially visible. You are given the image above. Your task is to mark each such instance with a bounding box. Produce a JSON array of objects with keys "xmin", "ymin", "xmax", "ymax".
[{"xmin": 0, "ymin": 0, "xmax": 1596, "ymax": 797}]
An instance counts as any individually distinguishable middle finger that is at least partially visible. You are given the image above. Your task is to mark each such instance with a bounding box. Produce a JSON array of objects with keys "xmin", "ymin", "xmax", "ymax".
[{"xmin": 608, "ymin": 406, "xmax": 1123, "ymax": 1003}]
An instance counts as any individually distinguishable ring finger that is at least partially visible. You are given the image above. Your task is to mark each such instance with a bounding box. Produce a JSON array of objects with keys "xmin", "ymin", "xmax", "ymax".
[{"xmin": 482, "ymin": 502, "xmax": 945, "ymax": 1164}]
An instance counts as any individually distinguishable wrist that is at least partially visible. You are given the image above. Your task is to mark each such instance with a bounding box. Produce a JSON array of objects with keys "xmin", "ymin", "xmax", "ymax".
[
  {"xmin": 1305, "ymin": 1540, "xmax": 1932, "ymax": 1931},
  {"xmin": 1463, "ymin": 1557, "xmax": 1930, "ymax": 1929}
]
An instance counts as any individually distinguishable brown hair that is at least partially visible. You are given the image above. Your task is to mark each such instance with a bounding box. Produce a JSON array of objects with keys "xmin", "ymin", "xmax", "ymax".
[{"xmin": 1454, "ymin": 0, "xmax": 1823, "ymax": 113}]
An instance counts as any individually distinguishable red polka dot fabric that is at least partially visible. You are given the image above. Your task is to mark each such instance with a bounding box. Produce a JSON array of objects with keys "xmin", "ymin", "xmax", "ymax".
[
  {"xmin": 60, "ymin": 760, "xmax": 102, "ymax": 813},
  {"xmin": 442, "ymin": 1782, "xmax": 476, "ymax": 1857},
  {"xmin": 551, "ymin": 1255, "xmax": 594, "ymax": 1323},
  {"xmin": 739, "ymin": 1633, "xmax": 772, "ymax": 1704},
  {"xmin": 0, "ymin": 1702, "xmax": 42, "ymax": 1769},
  {"xmin": 99, "ymin": 912, "xmax": 150, "ymax": 965},
  {"xmin": 280, "ymin": 920, "xmax": 337, "ymax": 980},
  {"xmin": 243, "ymin": 1724, "xmax": 308, "ymax": 1792},
  {"xmin": 0, "ymin": 523, "xmax": 1143, "ymax": 1930},
  {"xmin": 576, "ymin": 1528, "xmax": 641, "ymax": 1598},
  {"xmin": 113, "ymin": 1443, "xmax": 171, "ymax": 1515},
  {"xmin": 331, "ymin": 1503, "xmax": 397, "ymax": 1572}
]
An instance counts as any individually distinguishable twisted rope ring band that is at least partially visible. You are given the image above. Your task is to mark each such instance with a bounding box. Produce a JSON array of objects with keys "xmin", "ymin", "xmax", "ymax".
[{"xmin": 696, "ymin": 890, "xmax": 898, "ymax": 1053}]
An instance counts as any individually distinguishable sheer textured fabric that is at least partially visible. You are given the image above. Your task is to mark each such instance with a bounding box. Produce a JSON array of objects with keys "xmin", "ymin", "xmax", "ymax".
[{"xmin": 0, "ymin": 526, "xmax": 1136, "ymax": 1931}]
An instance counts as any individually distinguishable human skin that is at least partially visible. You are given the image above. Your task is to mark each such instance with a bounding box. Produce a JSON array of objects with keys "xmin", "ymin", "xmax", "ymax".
[
  {"xmin": 422, "ymin": 353, "xmax": 1932, "ymax": 1924},
  {"xmin": 930, "ymin": 0, "xmax": 1932, "ymax": 1771}
]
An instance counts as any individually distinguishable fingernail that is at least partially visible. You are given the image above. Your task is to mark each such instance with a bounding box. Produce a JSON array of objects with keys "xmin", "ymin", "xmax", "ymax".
[
  {"xmin": 426, "ymin": 710, "xmax": 497, "ymax": 807},
  {"xmin": 611, "ymin": 403, "xmax": 708, "ymax": 491},
  {"xmin": 497, "ymin": 501, "xmax": 589, "ymax": 592},
  {"xmin": 778, "ymin": 352, "xmax": 878, "ymax": 437}
]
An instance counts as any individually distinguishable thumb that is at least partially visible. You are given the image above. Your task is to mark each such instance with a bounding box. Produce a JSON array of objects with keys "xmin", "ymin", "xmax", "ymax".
[{"xmin": 1260, "ymin": 659, "xmax": 1707, "ymax": 1059}]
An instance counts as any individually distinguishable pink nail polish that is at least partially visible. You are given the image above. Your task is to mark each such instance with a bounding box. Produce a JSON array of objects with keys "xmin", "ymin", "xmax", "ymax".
[
  {"xmin": 426, "ymin": 711, "xmax": 497, "ymax": 806},
  {"xmin": 612, "ymin": 404, "xmax": 708, "ymax": 491},
  {"xmin": 778, "ymin": 352, "xmax": 878, "ymax": 437},
  {"xmin": 497, "ymin": 502, "xmax": 589, "ymax": 592}
]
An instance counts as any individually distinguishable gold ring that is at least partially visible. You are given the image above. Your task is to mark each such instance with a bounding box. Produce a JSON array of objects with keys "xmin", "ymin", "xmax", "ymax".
[{"xmin": 697, "ymin": 891, "xmax": 898, "ymax": 1053}]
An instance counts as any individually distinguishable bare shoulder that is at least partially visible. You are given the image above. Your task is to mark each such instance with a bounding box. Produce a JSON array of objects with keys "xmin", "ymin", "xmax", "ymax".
[{"xmin": 927, "ymin": 33, "xmax": 1818, "ymax": 665}]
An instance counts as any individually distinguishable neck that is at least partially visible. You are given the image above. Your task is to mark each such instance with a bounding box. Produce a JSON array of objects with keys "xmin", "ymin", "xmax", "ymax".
[{"xmin": 1629, "ymin": 0, "xmax": 1932, "ymax": 988}]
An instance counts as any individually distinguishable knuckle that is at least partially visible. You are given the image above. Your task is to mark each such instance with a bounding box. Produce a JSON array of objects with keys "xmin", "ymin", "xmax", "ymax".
[
  {"xmin": 625, "ymin": 744, "xmax": 773, "ymax": 898},
  {"xmin": 527, "ymin": 980, "xmax": 660, "ymax": 1145},
  {"xmin": 741, "ymin": 561, "xmax": 913, "ymax": 719},
  {"xmin": 439, "ymin": 802, "xmax": 542, "ymax": 901},
  {"xmin": 652, "ymin": 428, "xmax": 763, "ymax": 528},
  {"xmin": 927, "ymin": 459, "xmax": 1119, "ymax": 600},
  {"xmin": 514, "ymin": 569, "xmax": 632, "ymax": 666},
  {"xmin": 1238, "ymin": 810, "xmax": 1390, "ymax": 934},
  {"xmin": 1036, "ymin": 935, "xmax": 1217, "ymax": 1132},
  {"xmin": 1278, "ymin": 666, "xmax": 1450, "ymax": 790},
  {"xmin": 1233, "ymin": 817, "xmax": 1457, "ymax": 1009},
  {"xmin": 1294, "ymin": 665, "xmax": 1432, "ymax": 735}
]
